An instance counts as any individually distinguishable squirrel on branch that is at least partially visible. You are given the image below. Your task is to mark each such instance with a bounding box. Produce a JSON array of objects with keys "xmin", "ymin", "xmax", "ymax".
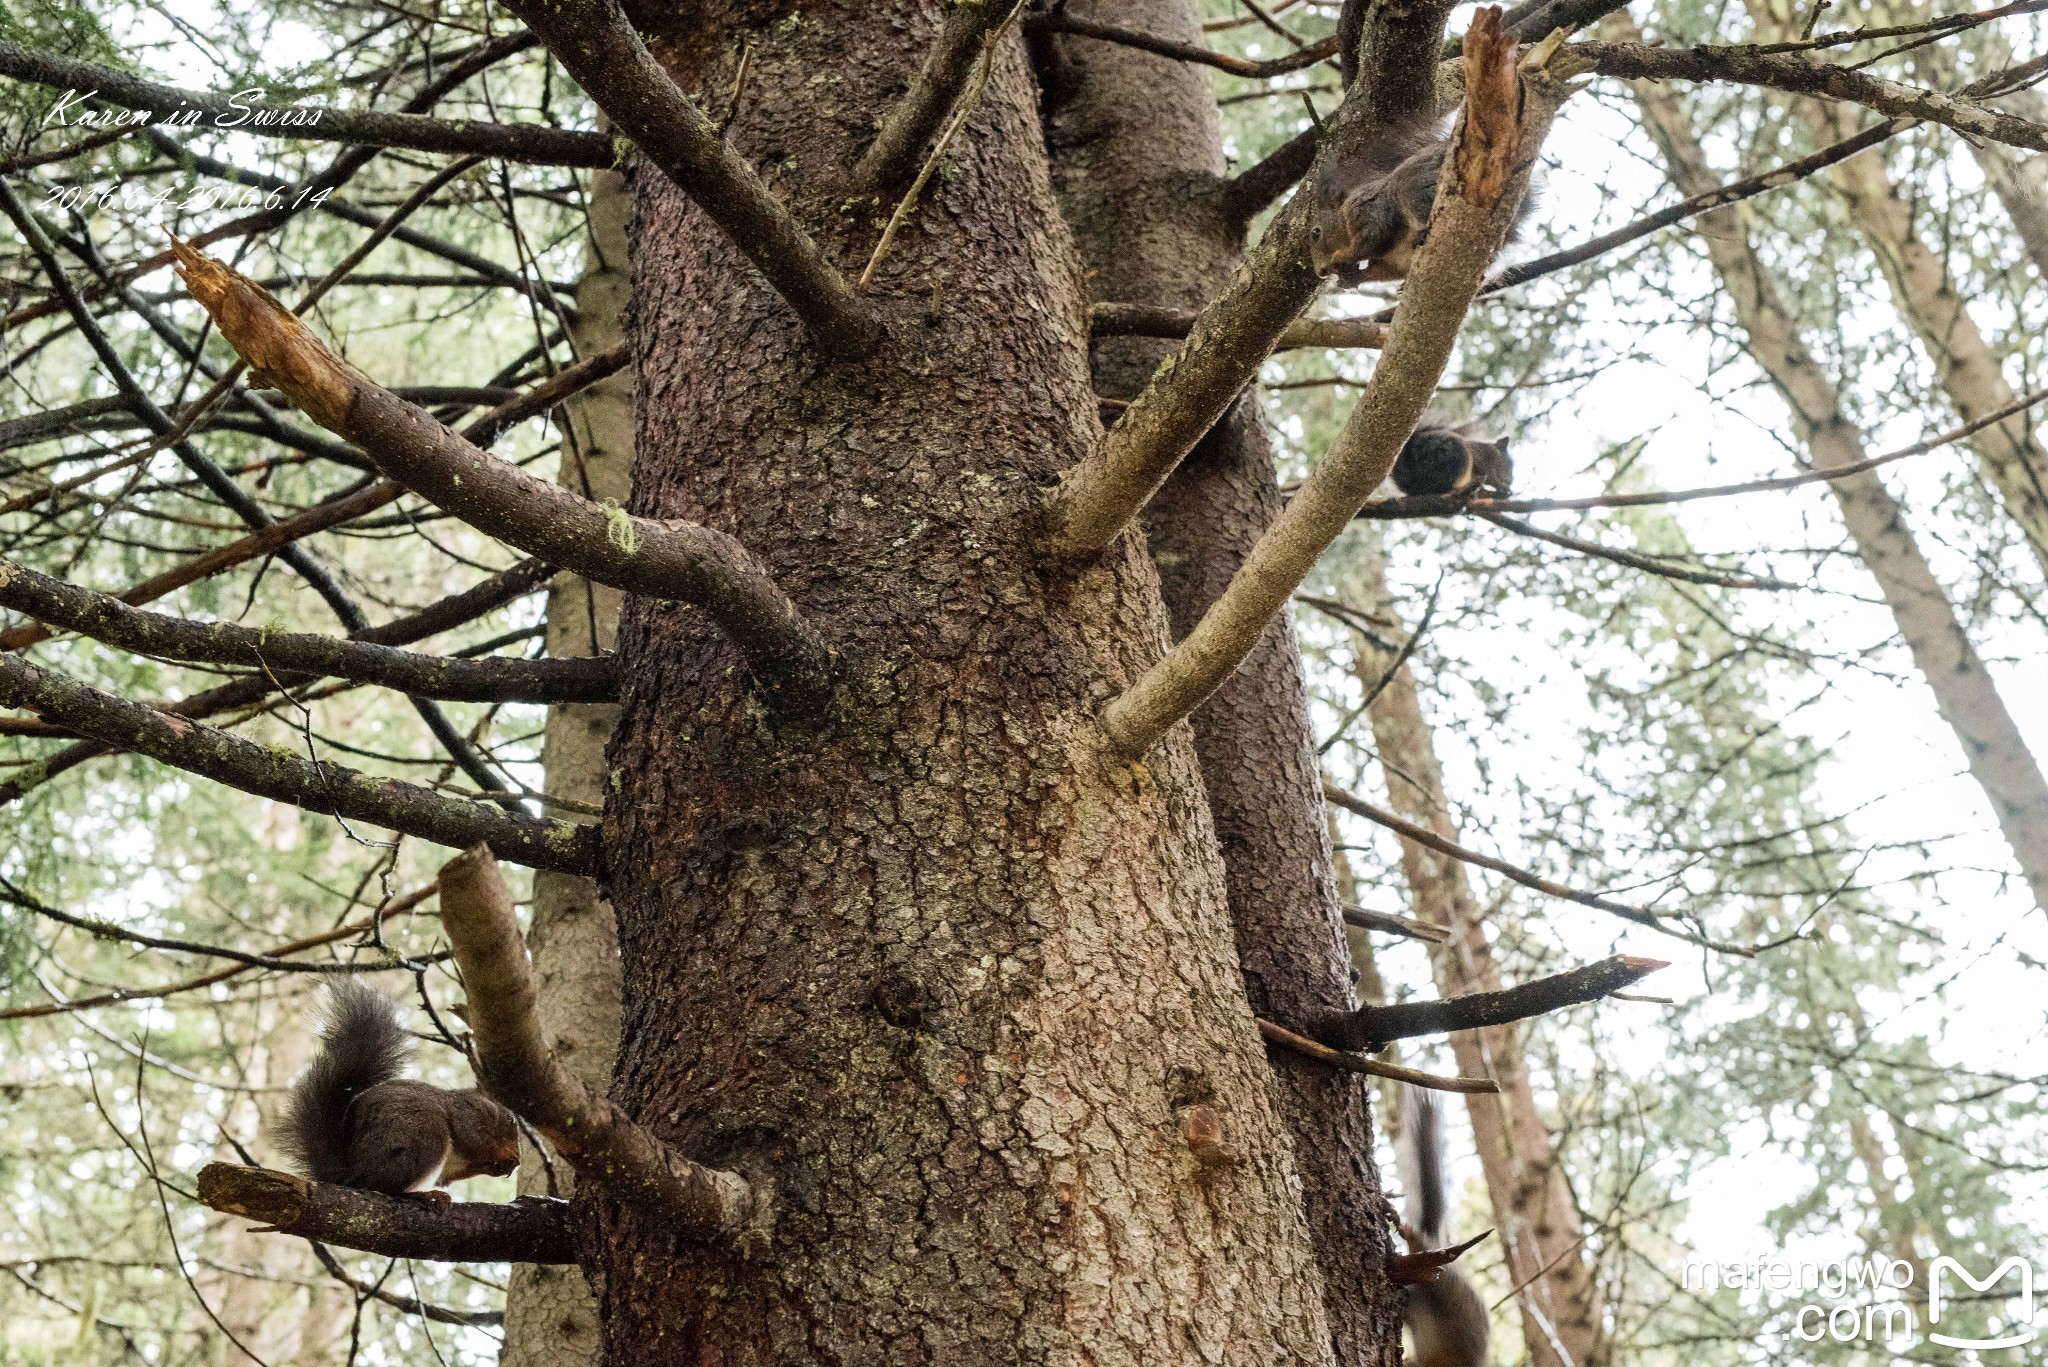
[
  {"xmin": 1392, "ymin": 420, "xmax": 1514, "ymax": 499},
  {"xmin": 279, "ymin": 980, "xmax": 519, "ymax": 1197}
]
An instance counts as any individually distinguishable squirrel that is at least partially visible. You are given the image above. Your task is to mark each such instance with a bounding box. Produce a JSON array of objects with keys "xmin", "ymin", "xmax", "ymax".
[
  {"xmin": 279, "ymin": 980, "xmax": 519, "ymax": 1196},
  {"xmin": 1397, "ymin": 1084, "xmax": 1491, "ymax": 1367},
  {"xmin": 1308, "ymin": 116, "xmax": 1535, "ymax": 285},
  {"xmin": 1392, "ymin": 420, "xmax": 1513, "ymax": 499}
]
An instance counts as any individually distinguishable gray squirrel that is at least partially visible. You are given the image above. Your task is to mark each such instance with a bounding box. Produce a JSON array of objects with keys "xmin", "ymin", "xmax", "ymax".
[
  {"xmin": 1309, "ymin": 115, "xmax": 1535, "ymax": 285},
  {"xmin": 279, "ymin": 980, "xmax": 518, "ymax": 1196},
  {"xmin": 1398, "ymin": 1084, "xmax": 1491, "ymax": 1367},
  {"xmin": 1393, "ymin": 420, "xmax": 1513, "ymax": 499}
]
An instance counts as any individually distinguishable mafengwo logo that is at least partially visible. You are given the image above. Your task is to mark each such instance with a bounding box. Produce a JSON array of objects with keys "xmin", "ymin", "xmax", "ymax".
[{"xmin": 1682, "ymin": 1252, "xmax": 2040, "ymax": 1349}]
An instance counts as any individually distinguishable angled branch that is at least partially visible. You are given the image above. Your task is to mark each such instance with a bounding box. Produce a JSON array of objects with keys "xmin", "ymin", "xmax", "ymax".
[
  {"xmin": 1027, "ymin": 12, "xmax": 1340, "ymax": 77},
  {"xmin": 0, "ymin": 40, "xmax": 612, "ymax": 166},
  {"xmin": 1097, "ymin": 11, "xmax": 1549, "ymax": 752},
  {"xmin": 173, "ymin": 245, "xmax": 833, "ymax": 711},
  {"xmin": 498, "ymin": 0, "xmax": 877, "ymax": 358},
  {"xmin": 1255, "ymin": 1019, "xmax": 1500, "ymax": 1093},
  {"xmin": 195, "ymin": 1164, "xmax": 575, "ymax": 1264},
  {"xmin": 436, "ymin": 847, "xmax": 758, "ymax": 1242},
  {"xmin": 0, "ymin": 652, "xmax": 597, "ymax": 873},
  {"xmin": 1342, "ymin": 904, "xmax": 1452, "ymax": 942},
  {"xmin": 1308, "ymin": 955, "xmax": 1670, "ymax": 1052},
  {"xmin": 0, "ymin": 560, "xmax": 556, "ymax": 810},
  {"xmin": 1477, "ymin": 511, "xmax": 1800, "ymax": 589},
  {"xmin": 1090, "ymin": 302, "xmax": 1384, "ymax": 350},
  {"xmin": 1323, "ymin": 777, "xmax": 1761, "ymax": 954},
  {"xmin": 850, "ymin": 0, "xmax": 1023, "ymax": 203},
  {"xmin": 1219, "ymin": 128, "xmax": 1320, "ymax": 225},
  {"xmin": 1573, "ymin": 38, "xmax": 2048, "ymax": 153},
  {"xmin": 0, "ymin": 557, "xmax": 616, "ymax": 704}
]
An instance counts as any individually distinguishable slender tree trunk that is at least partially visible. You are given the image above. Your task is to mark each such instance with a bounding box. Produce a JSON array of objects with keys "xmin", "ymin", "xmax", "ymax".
[
  {"xmin": 1627, "ymin": 34, "xmax": 2048, "ymax": 915},
  {"xmin": 1339, "ymin": 543, "xmax": 1612, "ymax": 1367},
  {"xmin": 1039, "ymin": 6, "xmax": 1397, "ymax": 1361},
  {"xmin": 500, "ymin": 161, "xmax": 633, "ymax": 1367},
  {"xmin": 1737, "ymin": 0, "xmax": 2048, "ymax": 579},
  {"xmin": 585, "ymin": 8, "xmax": 1341, "ymax": 1358}
]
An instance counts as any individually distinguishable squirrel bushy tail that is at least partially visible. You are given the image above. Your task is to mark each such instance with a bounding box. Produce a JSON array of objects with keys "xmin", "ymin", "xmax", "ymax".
[
  {"xmin": 280, "ymin": 980, "xmax": 413, "ymax": 1184},
  {"xmin": 1398, "ymin": 1082, "xmax": 1450, "ymax": 1248}
]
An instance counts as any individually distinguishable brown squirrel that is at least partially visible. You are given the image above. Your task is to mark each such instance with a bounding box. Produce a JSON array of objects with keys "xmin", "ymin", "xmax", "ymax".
[
  {"xmin": 1398, "ymin": 1085, "xmax": 1491, "ymax": 1367},
  {"xmin": 1392, "ymin": 420, "xmax": 1513, "ymax": 499},
  {"xmin": 1309, "ymin": 116, "xmax": 1534, "ymax": 285},
  {"xmin": 279, "ymin": 980, "xmax": 518, "ymax": 1196}
]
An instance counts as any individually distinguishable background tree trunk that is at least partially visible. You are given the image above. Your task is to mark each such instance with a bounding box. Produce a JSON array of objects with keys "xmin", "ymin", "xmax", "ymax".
[
  {"xmin": 1038, "ymin": 4, "xmax": 1398, "ymax": 1360},
  {"xmin": 585, "ymin": 7, "xmax": 1342, "ymax": 1358},
  {"xmin": 500, "ymin": 160, "xmax": 633, "ymax": 1367},
  {"xmin": 1340, "ymin": 544, "xmax": 1612, "ymax": 1367},
  {"xmin": 1627, "ymin": 28, "xmax": 2048, "ymax": 914}
]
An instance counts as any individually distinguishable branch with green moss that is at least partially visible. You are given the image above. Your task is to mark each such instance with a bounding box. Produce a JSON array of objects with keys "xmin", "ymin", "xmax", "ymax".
[{"xmin": 172, "ymin": 243, "xmax": 834, "ymax": 713}]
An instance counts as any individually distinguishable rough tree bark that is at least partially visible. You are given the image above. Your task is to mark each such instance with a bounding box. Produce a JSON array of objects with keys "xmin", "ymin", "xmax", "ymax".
[
  {"xmin": 1037, "ymin": 3, "xmax": 1397, "ymax": 1361},
  {"xmin": 584, "ymin": 5, "xmax": 1340, "ymax": 1358},
  {"xmin": 500, "ymin": 162, "xmax": 632, "ymax": 1367},
  {"xmin": 1628, "ymin": 28, "xmax": 2048, "ymax": 915},
  {"xmin": 1340, "ymin": 543, "xmax": 1611, "ymax": 1367}
]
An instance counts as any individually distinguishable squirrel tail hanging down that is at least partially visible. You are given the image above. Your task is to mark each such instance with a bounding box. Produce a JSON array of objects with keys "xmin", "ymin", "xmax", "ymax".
[
  {"xmin": 1397, "ymin": 1084, "xmax": 1492, "ymax": 1367},
  {"xmin": 279, "ymin": 980, "xmax": 519, "ymax": 1195}
]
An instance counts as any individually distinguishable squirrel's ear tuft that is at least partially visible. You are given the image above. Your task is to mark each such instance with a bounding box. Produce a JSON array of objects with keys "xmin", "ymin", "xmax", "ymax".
[{"xmin": 1493, "ymin": 438, "xmax": 1511, "ymax": 458}]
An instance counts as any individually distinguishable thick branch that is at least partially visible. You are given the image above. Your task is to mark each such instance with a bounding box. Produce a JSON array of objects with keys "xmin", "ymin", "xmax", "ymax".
[
  {"xmin": 173, "ymin": 245, "xmax": 833, "ymax": 711},
  {"xmin": 850, "ymin": 0, "xmax": 1022, "ymax": 202},
  {"xmin": 0, "ymin": 40, "xmax": 612, "ymax": 166},
  {"xmin": 1309, "ymin": 955, "xmax": 1670, "ymax": 1051},
  {"xmin": 1574, "ymin": 38, "xmax": 2048, "ymax": 153},
  {"xmin": 498, "ymin": 0, "xmax": 877, "ymax": 358},
  {"xmin": 1220, "ymin": 128, "xmax": 1321, "ymax": 224},
  {"xmin": 1098, "ymin": 13, "xmax": 1548, "ymax": 752},
  {"xmin": 1090, "ymin": 302, "xmax": 1384, "ymax": 350},
  {"xmin": 436, "ymin": 847, "xmax": 757, "ymax": 1241},
  {"xmin": 0, "ymin": 557, "xmax": 615, "ymax": 704},
  {"xmin": 0, "ymin": 653, "xmax": 596, "ymax": 873},
  {"xmin": 195, "ymin": 1164, "xmax": 574, "ymax": 1263}
]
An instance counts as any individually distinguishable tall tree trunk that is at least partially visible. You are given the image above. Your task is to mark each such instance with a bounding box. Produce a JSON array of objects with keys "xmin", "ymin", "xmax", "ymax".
[
  {"xmin": 1626, "ymin": 33, "xmax": 2048, "ymax": 915},
  {"xmin": 1340, "ymin": 542, "xmax": 1612, "ymax": 1367},
  {"xmin": 586, "ymin": 8, "xmax": 1341, "ymax": 1357},
  {"xmin": 1737, "ymin": 0, "xmax": 2048, "ymax": 579},
  {"xmin": 500, "ymin": 161, "xmax": 633, "ymax": 1367},
  {"xmin": 1039, "ymin": 5, "xmax": 1397, "ymax": 1361}
]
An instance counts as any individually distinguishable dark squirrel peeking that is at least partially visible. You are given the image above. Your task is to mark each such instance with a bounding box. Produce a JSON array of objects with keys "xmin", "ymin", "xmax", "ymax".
[
  {"xmin": 1398, "ymin": 1084, "xmax": 1491, "ymax": 1367},
  {"xmin": 1308, "ymin": 116, "xmax": 1535, "ymax": 285},
  {"xmin": 280, "ymin": 980, "xmax": 519, "ymax": 1196},
  {"xmin": 1393, "ymin": 421, "xmax": 1513, "ymax": 499}
]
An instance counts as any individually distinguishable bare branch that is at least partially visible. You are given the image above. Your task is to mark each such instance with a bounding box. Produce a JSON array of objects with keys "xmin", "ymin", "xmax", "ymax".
[
  {"xmin": 1323, "ymin": 777, "xmax": 1763, "ymax": 954},
  {"xmin": 1219, "ymin": 129, "xmax": 1321, "ymax": 224},
  {"xmin": 1096, "ymin": 11, "xmax": 1549, "ymax": 753},
  {"xmin": 1477, "ymin": 511, "xmax": 1801, "ymax": 589},
  {"xmin": 1573, "ymin": 37, "xmax": 2048, "ymax": 153},
  {"xmin": 1341, "ymin": 904, "xmax": 1452, "ymax": 942},
  {"xmin": 195, "ymin": 1164, "xmax": 575, "ymax": 1264},
  {"xmin": 1309, "ymin": 955, "xmax": 1671, "ymax": 1051},
  {"xmin": 172, "ymin": 245, "xmax": 834, "ymax": 711},
  {"xmin": 0, "ymin": 557, "xmax": 616, "ymax": 704},
  {"xmin": 1027, "ymin": 13, "xmax": 1341, "ymax": 77},
  {"xmin": 436, "ymin": 847, "xmax": 758, "ymax": 1242},
  {"xmin": 850, "ymin": 0, "xmax": 1024, "ymax": 203},
  {"xmin": 0, "ymin": 653, "xmax": 597, "ymax": 873},
  {"xmin": 1254, "ymin": 1019, "xmax": 1501, "ymax": 1093},
  {"xmin": 1090, "ymin": 302, "xmax": 1384, "ymax": 350},
  {"xmin": 498, "ymin": 0, "xmax": 878, "ymax": 358},
  {"xmin": 0, "ymin": 39, "xmax": 612, "ymax": 166}
]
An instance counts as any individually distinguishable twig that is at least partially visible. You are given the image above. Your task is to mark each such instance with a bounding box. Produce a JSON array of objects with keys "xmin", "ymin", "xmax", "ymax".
[{"xmin": 1256, "ymin": 1019, "xmax": 1501, "ymax": 1092}]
